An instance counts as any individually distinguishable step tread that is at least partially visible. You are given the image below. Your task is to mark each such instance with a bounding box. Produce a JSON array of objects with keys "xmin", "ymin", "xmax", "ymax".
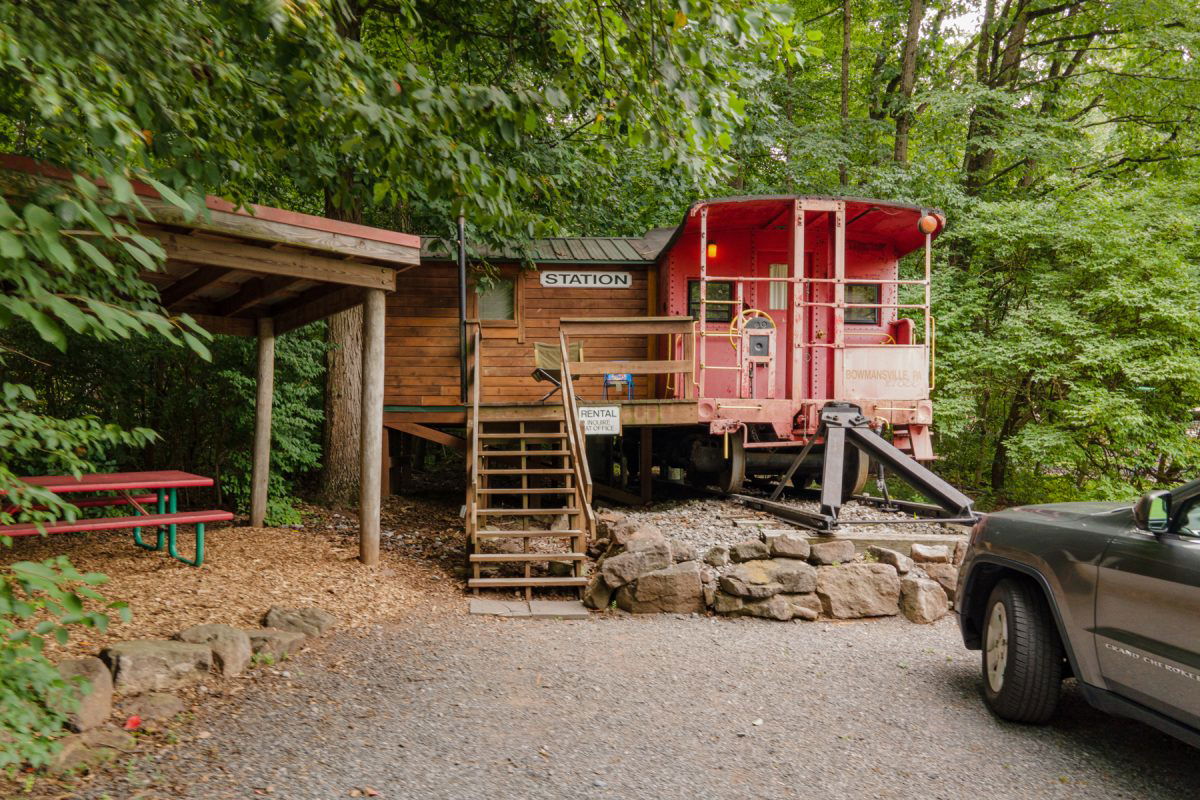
[
  {"xmin": 479, "ymin": 432, "xmax": 566, "ymax": 439},
  {"xmin": 479, "ymin": 449, "xmax": 571, "ymax": 457},
  {"xmin": 476, "ymin": 487, "xmax": 576, "ymax": 495},
  {"xmin": 467, "ymin": 577, "xmax": 589, "ymax": 588},
  {"xmin": 480, "ymin": 468, "xmax": 573, "ymax": 475},
  {"xmin": 474, "ymin": 529, "xmax": 584, "ymax": 537},
  {"xmin": 478, "ymin": 507, "xmax": 577, "ymax": 515},
  {"xmin": 469, "ymin": 552, "xmax": 586, "ymax": 562}
]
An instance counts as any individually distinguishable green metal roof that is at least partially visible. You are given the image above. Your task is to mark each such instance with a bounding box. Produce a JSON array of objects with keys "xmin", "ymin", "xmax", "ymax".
[{"xmin": 421, "ymin": 234, "xmax": 663, "ymax": 264}]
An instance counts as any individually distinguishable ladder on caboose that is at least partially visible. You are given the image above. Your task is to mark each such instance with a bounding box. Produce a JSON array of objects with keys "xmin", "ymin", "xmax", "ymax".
[{"xmin": 464, "ymin": 326, "xmax": 594, "ymax": 598}]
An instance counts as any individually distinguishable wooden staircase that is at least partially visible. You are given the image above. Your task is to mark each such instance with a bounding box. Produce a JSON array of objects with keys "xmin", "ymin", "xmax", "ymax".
[{"xmin": 465, "ymin": 326, "xmax": 595, "ymax": 598}]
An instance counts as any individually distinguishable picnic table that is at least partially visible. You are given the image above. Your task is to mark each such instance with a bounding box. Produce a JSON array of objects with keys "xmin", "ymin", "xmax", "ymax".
[{"xmin": 1, "ymin": 470, "xmax": 232, "ymax": 566}]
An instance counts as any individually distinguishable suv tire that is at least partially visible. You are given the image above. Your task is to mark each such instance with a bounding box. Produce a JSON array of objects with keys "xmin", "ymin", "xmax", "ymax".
[{"xmin": 981, "ymin": 578, "xmax": 1064, "ymax": 723}]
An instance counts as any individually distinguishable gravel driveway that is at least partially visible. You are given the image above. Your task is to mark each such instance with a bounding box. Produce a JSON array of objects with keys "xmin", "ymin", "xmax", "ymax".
[{"xmin": 93, "ymin": 611, "xmax": 1198, "ymax": 800}]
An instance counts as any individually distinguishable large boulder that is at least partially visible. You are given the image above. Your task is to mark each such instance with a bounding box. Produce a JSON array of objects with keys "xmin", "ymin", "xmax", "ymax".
[
  {"xmin": 55, "ymin": 656, "xmax": 112, "ymax": 732},
  {"xmin": 766, "ymin": 533, "xmax": 810, "ymax": 560},
  {"xmin": 730, "ymin": 540, "xmax": 770, "ymax": 562},
  {"xmin": 910, "ymin": 543, "xmax": 950, "ymax": 563},
  {"xmin": 922, "ymin": 563, "xmax": 959, "ymax": 605},
  {"xmin": 595, "ymin": 509, "xmax": 627, "ymax": 540},
  {"xmin": 671, "ymin": 541, "xmax": 698, "ymax": 564},
  {"xmin": 738, "ymin": 594, "xmax": 793, "ymax": 621},
  {"xmin": 952, "ymin": 540, "xmax": 968, "ymax": 566},
  {"xmin": 49, "ymin": 726, "xmax": 136, "ymax": 775},
  {"xmin": 718, "ymin": 561, "xmax": 783, "ymax": 599},
  {"xmin": 176, "ymin": 624, "xmax": 251, "ymax": 677},
  {"xmin": 901, "ymin": 576, "xmax": 949, "ymax": 624},
  {"xmin": 809, "ymin": 539, "xmax": 855, "ymax": 566},
  {"xmin": 815, "ymin": 563, "xmax": 901, "ymax": 619},
  {"xmin": 600, "ymin": 530, "xmax": 672, "ymax": 588},
  {"xmin": 713, "ymin": 591, "xmax": 745, "ymax": 615},
  {"xmin": 769, "ymin": 558, "xmax": 817, "ymax": 593},
  {"xmin": 100, "ymin": 640, "xmax": 212, "ymax": 695},
  {"xmin": 122, "ymin": 692, "xmax": 185, "ymax": 722},
  {"xmin": 247, "ymin": 628, "xmax": 306, "ymax": 661},
  {"xmin": 264, "ymin": 606, "xmax": 336, "ymax": 637},
  {"xmin": 609, "ymin": 519, "xmax": 659, "ymax": 550},
  {"xmin": 868, "ymin": 545, "xmax": 913, "ymax": 575},
  {"xmin": 583, "ymin": 572, "xmax": 614, "ymax": 610},
  {"xmin": 615, "ymin": 561, "xmax": 705, "ymax": 614},
  {"xmin": 783, "ymin": 593, "xmax": 822, "ymax": 621}
]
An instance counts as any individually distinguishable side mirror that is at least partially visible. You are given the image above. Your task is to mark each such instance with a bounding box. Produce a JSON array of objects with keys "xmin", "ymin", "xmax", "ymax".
[{"xmin": 1133, "ymin": 490, "xmax": 1171, "ymax": 534}]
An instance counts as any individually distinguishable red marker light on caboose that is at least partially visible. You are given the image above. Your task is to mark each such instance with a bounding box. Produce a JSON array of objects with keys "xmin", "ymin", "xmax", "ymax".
[
  {"xmin": 917, "ymin": 214, "xmax": 938, "ymax": 235},
  {"xmin": 706, "ymin": 242, "xmax": 718, "ymax": 259}
]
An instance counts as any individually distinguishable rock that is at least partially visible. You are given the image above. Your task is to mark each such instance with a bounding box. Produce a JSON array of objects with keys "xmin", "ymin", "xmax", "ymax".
[
  {"xmin": 783, "ymin": 593, "xmax": 822, "ymax": 621},
  {"xmin": 901, "ymin": 576, "xmax": 949, "ymax": 624},
  {"xmin": 766, "ymin": 533, "xmax": 810, "ymax": 560},
  {"xmin": 730, "ymin": 540, "xmax": 770, "ymax": 562},
  {"xmin": 600, "ymin": 531, "xmax": 671, "ymax": 588},
  {"xmin": 595, "ymin": 509, "xmax": 626, "ymax": 539},
  {"xmin": 769, "ymin": 558, "xmax": 817, "ymax": 593},
  {"xmin": 713, "ymin": 591, "xmax": 744, "ymax": 615},
  {"xmin": 123, "ymin": 692, "xmax": 184, "ymax": 721},
  {"xmin": 176, "ymin": 624, "xmax": 251, "ymax": 677},
  {"xmin": 910, "ymin": 543, "xmax": 951, "ymax": 563},
  {"xmin": 100, "ymin": 640, "xmax": 212, "ymax": 694},
  {"xmin": 263, "ymin": 606, "xmax": 336, "ymax": 637},
  {"xmin": 704, "ymin": 545, "xmax": 730, "ymax": 567},
  {"xmin": 56, "ymin": 656, "xmax": 112, "ymax": 732},
  {"xmin": 815, "ymin": 563, "xmax": 901, "ymax": 619},
  {"xmin": 809, "ymin": 539, "xmax": 855, "ymax": 566},
  {"xmin": 923, "ymin": 563, "xmax": 959, "ymax": 604},
  {"xmin": 614, "ymin": 561, "xmax": 705, "ymax": 614},
  {"xmin": 953, "ymin": 540, "xmax": 968, "ymax": 566},
  {"xmin": 610, "ymin": 519, "xmax": 659, "ymax": 549},
  {"xmin": 247, "ymin": 628, "xmax": 306, "ymax": 661},
  {"xmin": 671, "ymin": 541, "xmax": 698, "ymax": 563},
  {"xmin": 49, "ymin": 725, "xmax": 135, "ymax": 774},
  {"xmin": 547, "ymin": 560, "xmax": 575, "ymax": 577},
  {"xmin": 738, "ymin": 594, "xmax": 793, "ymax": 621},
  {"xmin": 868, "ymin": 545, "xmax": 913, "ymax": 575},
  {"xmin": 583, "ymin": 573, "xmax": 614, "ymax": 610},
  {"xmin": 588, "ymin": 537, "xmax": 610, "ymax": 558},
  {"xmin": 702, "ymin": 580, "xmax": 716, "ymax": 608},
  {"xmin": 718, "ymin": 561, "xmax": 783, "ymax": 599}
]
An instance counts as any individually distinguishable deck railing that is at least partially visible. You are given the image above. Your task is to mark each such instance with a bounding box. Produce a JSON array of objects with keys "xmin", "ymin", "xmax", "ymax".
[
  {"xmin": 557, "ymin": 329, "xmax": 595, "ymax": 536},
  {"xmin": 558, "ymin": 317, "xmax": 697, "ymax": 401},
  {"xmin": 465, "ymin": 322, "xmax": 482, "ymax": 538}
]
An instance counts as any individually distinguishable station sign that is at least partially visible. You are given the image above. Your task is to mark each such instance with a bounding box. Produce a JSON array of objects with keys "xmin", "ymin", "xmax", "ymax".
[
  {"xmin": 577, "ymin": 405, "xmax": 621, "ymax": 436},
  {"xmin": 540, "ymin": 271, "xmax": 632, "ymax": 289}
]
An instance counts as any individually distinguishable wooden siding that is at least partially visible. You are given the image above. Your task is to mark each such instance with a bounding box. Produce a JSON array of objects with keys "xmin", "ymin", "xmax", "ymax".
[{"xmin": 385, "ymin": 263, "xmax": 652, "ymax": 407}]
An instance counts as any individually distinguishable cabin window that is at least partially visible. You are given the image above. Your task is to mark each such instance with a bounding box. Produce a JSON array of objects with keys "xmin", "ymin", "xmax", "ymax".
[
  {"xmin": 846, "ymin": 283, "xmax": 880, "ymax": 325},
  {"xmin": 768, "ymin": 263, "xmax": 788, "ymax": 310},
  {"xmin": 688, "ymin": 280, "xmax": 733, "ymax": 323},
  {"xmin": 478, "ymin": 277, "xmax": 515, "ymax": 320}
]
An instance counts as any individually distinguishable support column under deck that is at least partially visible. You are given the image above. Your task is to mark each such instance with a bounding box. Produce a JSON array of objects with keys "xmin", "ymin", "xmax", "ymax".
[
  {"xmin": 250, "ymin": 317, "xmax": 275, "ymax": 528},
  {"xmin": 359, "ymin": 290, "xmax": 385, "ymax": 565}
]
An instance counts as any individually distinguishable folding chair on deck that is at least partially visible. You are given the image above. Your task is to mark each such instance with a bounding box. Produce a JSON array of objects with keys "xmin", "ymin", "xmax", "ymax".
[{"xmin": 532, "ymin": 341, "xmax": 583, "ymax": 402}]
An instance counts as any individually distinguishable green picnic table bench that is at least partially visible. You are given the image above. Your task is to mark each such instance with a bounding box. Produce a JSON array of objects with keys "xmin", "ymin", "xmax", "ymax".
[{"xmin": 1, "ymin": 471, "xmax": 232, "ymax": 566}]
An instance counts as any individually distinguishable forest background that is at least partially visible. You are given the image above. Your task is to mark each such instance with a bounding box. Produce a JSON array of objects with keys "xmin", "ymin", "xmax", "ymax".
[{"xmin": 4, "ymin": 0, "xmax": 1199, "ymax": 527}]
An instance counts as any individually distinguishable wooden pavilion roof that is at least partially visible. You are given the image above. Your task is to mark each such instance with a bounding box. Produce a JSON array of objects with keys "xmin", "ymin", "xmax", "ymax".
[{"xmin": 0, "ymin": 155, "xmax": 420, "ymax": 337}]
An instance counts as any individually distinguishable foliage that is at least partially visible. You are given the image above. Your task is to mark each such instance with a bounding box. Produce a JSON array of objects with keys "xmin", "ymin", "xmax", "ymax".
[{"xmin": 0, "ymin": 557, "xmax": 128, "ymax": 771}]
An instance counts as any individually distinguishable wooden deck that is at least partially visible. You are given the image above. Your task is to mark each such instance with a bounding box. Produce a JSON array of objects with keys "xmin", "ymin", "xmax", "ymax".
[{"xmin": 385, "ymin": 398, "xmax": 698, "ymax": 427}]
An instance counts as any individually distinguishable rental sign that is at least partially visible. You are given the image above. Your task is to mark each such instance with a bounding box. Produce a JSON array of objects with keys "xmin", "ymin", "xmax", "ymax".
[{"xmin": 540, "ymin": 271, "xmax": 632, "ymax": 289}]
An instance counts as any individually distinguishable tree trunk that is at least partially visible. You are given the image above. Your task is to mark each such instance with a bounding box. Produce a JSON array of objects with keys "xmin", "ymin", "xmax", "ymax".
[
  {"xmin": 839, "ymin": 0, "xmax": 851, "ymax": 185},
  {"xmin": 893, "ymin": 0, "xmax": 924, "ymax": 163}
]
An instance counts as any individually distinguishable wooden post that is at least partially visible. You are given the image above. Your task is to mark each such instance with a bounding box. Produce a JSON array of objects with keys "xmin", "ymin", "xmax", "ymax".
[
  {"xmin": 380, "ymin": 426, "xmax": 392, "ymax": 500},
  {"xmin": 640, "ymin": 427, "xmax": 653, "ymax": 505},
  {"xmin": 359, "ymin": 289, "xmax": 385, "ymax": 565},
  {"xmin": 250, "ymin": 317, "xmax": 275, "ymax": 527}
]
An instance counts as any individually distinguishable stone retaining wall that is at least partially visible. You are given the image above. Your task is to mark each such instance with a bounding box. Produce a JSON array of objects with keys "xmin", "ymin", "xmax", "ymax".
[{"xmin": 585, "ymin": 511, "xmax": 962, "ymax": 624}]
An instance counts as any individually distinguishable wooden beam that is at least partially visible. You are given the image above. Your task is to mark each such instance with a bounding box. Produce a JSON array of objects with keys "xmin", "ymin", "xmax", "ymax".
[
  {"xmin": 640, "ymin": 427, "xmax": 653, "ymax": 505},
  {"xmin": 217, "ymin": 275, "xmax": 302, "ymax": 317},
  {"xmin": 155, "ymin": 231, "xmax": 396, "ymax": 291},
  {"xmin": 274, "ymin": 285, "xmax": 365, "ymax": 335},
  {"xmin": 159, "ymin": 266, "xmax": 229, "ymax": 308},
  {"xmin": 387, "ymin": 422, "xmax": 467, "ymax": 452},
  {"xmin": 569, "ymin": 359, "xmax": 691, "ymax": 376},
  {"xmin": 558, "ymin": 317, "xmax": 693, "ymax": 336},
  {"xmin": 184, "ymin": 313, "xmax": 254, "ymax": 337},
  {"xmin": 138, "ymin": 195, "xmax": 419, "ymax": 266},
  {"xmin": 250, "ymin": 317, "xmax": 275, "ymax": 527},
  {"xmin": 358, "ymin": 288, "xmax": 386, "ymax": 566}
]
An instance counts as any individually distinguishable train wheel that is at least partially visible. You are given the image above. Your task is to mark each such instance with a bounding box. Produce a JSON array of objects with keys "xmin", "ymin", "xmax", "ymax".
[
  {"xmin": 717, "ymin": 435, "xmax": 746, "ymax": 494},
  {"xmin": 843, "ymin": 446, "xmax": 870, "ymax": 496}
]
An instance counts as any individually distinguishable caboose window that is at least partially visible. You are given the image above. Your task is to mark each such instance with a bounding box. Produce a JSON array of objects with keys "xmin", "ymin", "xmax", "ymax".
[
  {"xmin": 768, "ymin": 263, "xmax": 788, "ymax": 310},
  {"xmin": 845, "ymin": 283, "xmax": 880, "ymax": 325},
  {"xmin": 478, "ymin": 277, "xmax": 515, "ymax": 320},
  {"xmin": 688, "ymin": 280, "xmax": 733, "ymax": 323}
]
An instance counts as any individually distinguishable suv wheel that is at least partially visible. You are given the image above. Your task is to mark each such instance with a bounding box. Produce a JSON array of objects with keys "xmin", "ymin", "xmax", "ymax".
[{"xmin": 982, "ymin": 578, "xmax": 1064, "ymax": 723}]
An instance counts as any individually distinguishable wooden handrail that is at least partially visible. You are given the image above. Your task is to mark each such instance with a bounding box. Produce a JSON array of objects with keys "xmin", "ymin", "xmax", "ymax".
[
  {"xmin": 466, "ymin": 323, "xmax": 482, "ymax": 536},
  {"xmin": 558, "ymin": 329, "xmax": 595, "ymax": 536}
]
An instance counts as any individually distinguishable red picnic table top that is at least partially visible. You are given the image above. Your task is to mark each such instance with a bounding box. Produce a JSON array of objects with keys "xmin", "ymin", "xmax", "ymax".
[{"xmin": 13, "ymin": 470, "xmax": 214, "ymax": 494}]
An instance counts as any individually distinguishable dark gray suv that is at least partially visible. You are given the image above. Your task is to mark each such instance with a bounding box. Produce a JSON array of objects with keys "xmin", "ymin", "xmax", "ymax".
[{"xmin": 956, "ymin": 480, "xmax": 1200, "ymax": 747}]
